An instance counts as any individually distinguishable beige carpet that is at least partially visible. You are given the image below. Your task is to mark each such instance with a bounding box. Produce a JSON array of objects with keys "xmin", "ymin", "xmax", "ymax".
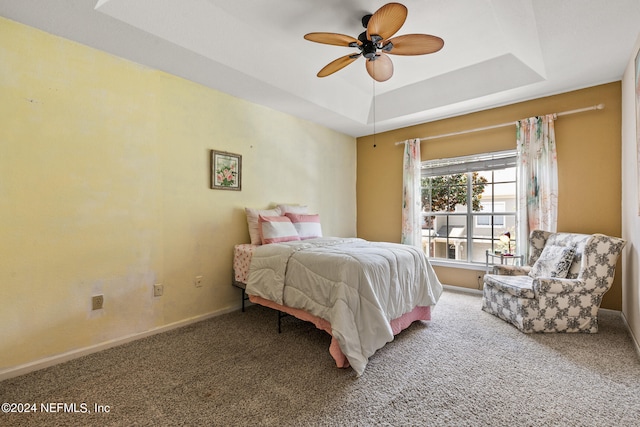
[{"xmin": 1, "ymin": 290, "xmax": 640, "ymax": 426}]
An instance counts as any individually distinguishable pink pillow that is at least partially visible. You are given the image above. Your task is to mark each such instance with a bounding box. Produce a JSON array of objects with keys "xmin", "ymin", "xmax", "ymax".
[
  {"xmin": 258, "ymin": 215, "xmax": 301, "ymax": 244},
  {"xmin": 284, "ymin": 213, "xmax": 323, "ymax": 240},
  {"xmin": 245, "ymin": 207, "xmax": 282, "ymax": 245}
]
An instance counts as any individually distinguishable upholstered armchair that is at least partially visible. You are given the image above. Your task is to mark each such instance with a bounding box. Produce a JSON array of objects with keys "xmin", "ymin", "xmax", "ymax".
[{"xmin": 482, "ymin": 230, "xmax": 625, "ymax": 333}]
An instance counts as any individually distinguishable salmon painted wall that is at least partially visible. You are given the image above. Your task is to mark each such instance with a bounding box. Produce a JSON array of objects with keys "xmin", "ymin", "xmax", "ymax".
[{"xmin": 357, "ymin": 82, "xmax": 623, "ymax": 310}]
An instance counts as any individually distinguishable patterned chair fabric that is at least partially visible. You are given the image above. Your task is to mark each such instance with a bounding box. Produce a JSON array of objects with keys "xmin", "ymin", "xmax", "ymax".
[{"xmin": 482, "ymin": 230, "xmax": 626, "ymax": 333}]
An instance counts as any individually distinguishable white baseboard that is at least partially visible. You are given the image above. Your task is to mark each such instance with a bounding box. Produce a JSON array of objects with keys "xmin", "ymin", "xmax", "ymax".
[
  {"xmin": 0, "ymin": 305, "xmax": 238, "ymax": 382},
  {"xmin": 4, "ymin": 293, "xmax": 637, "ymax": 382},
  {"xmin": 442, "ymin": 284, "xmax": 483, "ymax": 295},
  {"xmin": 621, "ymin": 311, "xmax": 640, "ymax": 359}
]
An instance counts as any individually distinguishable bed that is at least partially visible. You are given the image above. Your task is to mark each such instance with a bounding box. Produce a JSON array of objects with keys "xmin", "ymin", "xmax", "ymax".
[{"xmin": 233, "ymin": 232, "xmax": 443, "ymax": 376}]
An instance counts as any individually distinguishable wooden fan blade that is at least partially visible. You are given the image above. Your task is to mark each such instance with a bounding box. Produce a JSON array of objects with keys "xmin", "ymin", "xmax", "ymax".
[
  {"xmin": 367, "ymin": 3, "xmax": 407, "ymax": 41},
  {"xmin": 304, "ymin": 32, "xmax": 360, "ymax": 47},
  {"xmin": 317, "ymin": 54, "xmax": 360, "ymax": 77},
  {"xmin": 386, "ymin": 34, "xmax": 444, "ymax": 55},
  {"xmin": 365, "ymin": 53, "xmax": 393, "ymax": 82}
]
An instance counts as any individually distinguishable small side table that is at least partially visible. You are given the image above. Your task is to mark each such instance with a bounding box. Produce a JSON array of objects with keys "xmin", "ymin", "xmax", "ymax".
[{"xmin": 485, "ymin": 250, "xmax": 524, "ymax": 273}]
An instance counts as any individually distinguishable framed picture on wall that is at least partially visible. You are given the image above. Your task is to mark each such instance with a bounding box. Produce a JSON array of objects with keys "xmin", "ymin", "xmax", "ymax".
[
  {"xmin": 211, "ymin": 150, "xmax": 242, "ymax": 191},
  {"xmin": 636, "ymin": 48, "xmax": 640, "ymax": 214}
]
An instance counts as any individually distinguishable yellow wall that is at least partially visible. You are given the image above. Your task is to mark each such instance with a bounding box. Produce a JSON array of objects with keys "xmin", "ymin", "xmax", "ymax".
[
  {"xmin": 357, "ymin": 82, "xmax": 623, "ymax": 309},
  {"xmin": 0, "ymin": 17, "xmax": 356, "ymax": 373}
]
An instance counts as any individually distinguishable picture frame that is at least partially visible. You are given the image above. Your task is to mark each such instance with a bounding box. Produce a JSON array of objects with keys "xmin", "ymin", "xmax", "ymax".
[{"xmin": 211, "ymin": 150, "xmax": 242, "ymax": 191}]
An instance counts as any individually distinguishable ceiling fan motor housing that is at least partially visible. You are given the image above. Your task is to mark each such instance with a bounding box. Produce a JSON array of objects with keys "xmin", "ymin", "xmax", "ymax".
[
  {"xmin": 361, "ymin": 14, "xmax": 372, "ymax": 28},
  {"xmin": 358, "ymin": 30, "xmax": 384, "ymax": 60},
  {"xmin": 362, "ymin": 40, "xmax": 378, "ymax": 59}
]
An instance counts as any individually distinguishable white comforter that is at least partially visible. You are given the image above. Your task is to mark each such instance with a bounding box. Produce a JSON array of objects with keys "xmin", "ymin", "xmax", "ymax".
[{"xmin": 246, "ymin": 237, "xmax": 442, "ymax": 376}]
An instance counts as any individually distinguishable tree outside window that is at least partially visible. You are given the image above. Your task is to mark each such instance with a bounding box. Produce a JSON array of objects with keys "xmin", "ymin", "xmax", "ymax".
[
  {"xmin": 420, "ymin": 157, "xmax": 517, "ymax": 263},
  {"xmin": 421, "ymin": 173, "xmax": 487, "ymax": 228}
]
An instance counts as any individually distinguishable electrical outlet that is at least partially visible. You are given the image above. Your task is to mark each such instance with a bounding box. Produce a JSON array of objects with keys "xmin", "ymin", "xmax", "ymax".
[
  {"xmin": 194, "ymin": 276, "xmax": 203, "ymax": 287},
  {"xmin": 92, "ymin": 295, "xmax": 104, "ymax": 310},
  {"xmin": 153, "ymin": 283, "xmax": 163, "ymax": 297}
]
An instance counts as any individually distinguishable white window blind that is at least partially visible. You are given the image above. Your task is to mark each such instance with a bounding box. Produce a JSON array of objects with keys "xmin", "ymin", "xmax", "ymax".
[{"xmin": 421, "ymin": 150, "xmax": 516, "ymax": 177}]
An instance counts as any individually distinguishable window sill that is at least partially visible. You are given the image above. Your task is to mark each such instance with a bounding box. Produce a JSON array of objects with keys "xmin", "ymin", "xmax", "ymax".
[{"xmin": 428, "ymin": 259, "xmax": 486, "ymax": 271}]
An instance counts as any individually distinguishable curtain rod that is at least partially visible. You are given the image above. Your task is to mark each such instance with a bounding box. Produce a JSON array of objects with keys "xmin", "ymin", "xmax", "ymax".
[{"xmin": 394, "ymin": 103, "xmax": 605, "ymax": 145}]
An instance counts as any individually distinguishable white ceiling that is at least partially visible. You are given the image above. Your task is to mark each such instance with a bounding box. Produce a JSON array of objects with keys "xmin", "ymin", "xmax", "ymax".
[{"xmin": 2, "ymin": 0, "xmax": 640, "ymax": 137}]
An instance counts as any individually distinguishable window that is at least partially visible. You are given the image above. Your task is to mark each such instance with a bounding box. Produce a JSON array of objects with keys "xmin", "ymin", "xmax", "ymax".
[
  {"xmin": 476, "ymin": 201, "xmax": 505, "ymax": 227},
  {"xmin": 420, "ymin": 150, "xmax": 517, "ymax": 264}
]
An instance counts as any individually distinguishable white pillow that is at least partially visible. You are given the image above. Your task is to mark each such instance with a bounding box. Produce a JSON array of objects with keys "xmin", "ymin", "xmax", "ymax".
[
  {"xmin": 245, "ymin": 207, "xmax": 282, "ymax": 245},
  {"xmin": 285, "ymin": 213, "xmax": 323, "ymax": 239},
  {"xmin": 277, "ymin": 204, "xmax": 308, "ymax": 215},
  {"xmin": 529, "ymin": 245, "xmax": 576, "ymax": 278},
  {"xmin": 258, "ymin": 215, "xmax": 300, "ymax": 244}
]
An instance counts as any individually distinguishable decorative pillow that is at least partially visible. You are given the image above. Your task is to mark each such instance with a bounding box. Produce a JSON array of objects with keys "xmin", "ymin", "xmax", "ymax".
[
  {"xmin": 277, "ymin": 204, "xmax": 308, "ymax": 215},
  {"xmin": 285, "ymin": 213, "xmax": 323, "ymax": 240},
  {"xmin": 258, "ymin": 215, "xmax": 301, "ymax": 244},
  {"xmin": 529, "ymin": 245, "xmax": 576, "ymax": 278},
  {"xmin": 245, "ymin": 207, "xmax": 282, "ymax": 245}
]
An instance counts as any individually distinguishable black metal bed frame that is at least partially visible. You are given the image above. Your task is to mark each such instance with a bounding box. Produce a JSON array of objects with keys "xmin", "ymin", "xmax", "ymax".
[{"xmin": 232, "ymin": 279, "xmax": 288, "ymax": 333}]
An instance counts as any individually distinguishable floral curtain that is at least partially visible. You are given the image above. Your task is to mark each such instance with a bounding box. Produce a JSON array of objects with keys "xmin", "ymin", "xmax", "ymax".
[
  {"xmin": 515, "ymin": 114, "xmax": 558, "ymax": 257},
  {"xmin": 401, "ymin": 138, "xmax": 422, "ymax": 247}
]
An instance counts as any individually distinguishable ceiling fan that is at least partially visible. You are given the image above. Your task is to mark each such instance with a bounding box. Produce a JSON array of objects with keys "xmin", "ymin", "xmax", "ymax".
[{"xmin": 304, "ymin": 2, "xmax": 444, "ymax": 82}]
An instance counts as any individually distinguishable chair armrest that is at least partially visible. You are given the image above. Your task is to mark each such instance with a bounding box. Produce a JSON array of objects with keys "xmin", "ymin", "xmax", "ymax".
[
  {"xmin": 533, "ymin": 277, "xmax": 588, "ymax": 296},
  {"xmin": 492, "ymin": 265, "xmax": 531, "ymax": 276}
]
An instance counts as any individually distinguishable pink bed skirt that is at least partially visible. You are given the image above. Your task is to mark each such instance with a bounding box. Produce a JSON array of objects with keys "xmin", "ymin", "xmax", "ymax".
[{"xmin": 248, "ymin": 294, "xmax": 431, "ymax": 369}]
